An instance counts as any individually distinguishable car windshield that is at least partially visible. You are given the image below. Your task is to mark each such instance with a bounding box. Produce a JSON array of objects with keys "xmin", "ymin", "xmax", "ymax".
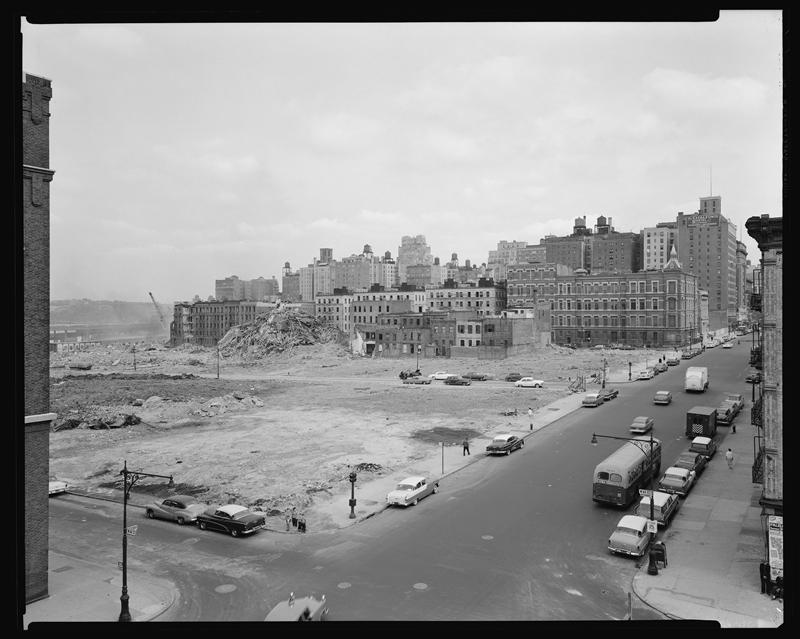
[{"xmin": 396, "ymin": 483, "xmax": 415, "ymax": 491}]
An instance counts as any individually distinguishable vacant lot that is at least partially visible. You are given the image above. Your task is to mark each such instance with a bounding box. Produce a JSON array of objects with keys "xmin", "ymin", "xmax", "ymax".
[{"xmin": 49, "ymin": 341, "xmax": 657, "ymax": 529}]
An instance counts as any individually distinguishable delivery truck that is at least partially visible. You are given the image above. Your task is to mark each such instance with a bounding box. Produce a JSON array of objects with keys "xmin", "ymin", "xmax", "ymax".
[
  {"xmin": 685, "ymin": 366, "xmax": 709, "ymax": 392},
  {"xmin": 686, "ymin": 406, "xmax": 717, "ymax": 438}
]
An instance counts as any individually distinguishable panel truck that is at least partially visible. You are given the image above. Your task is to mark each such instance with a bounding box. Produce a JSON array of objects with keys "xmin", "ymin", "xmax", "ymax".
[
  {"xmin": 592, "ymin": 436, "xmax": 662, "ymax": 508},
  {"xmin": 685, "ymin": 366, "xmax": 709, "ymax": 392},
  {"xmin": 685, "ymin": 406, "xmax": 717, "ymax": 439}
]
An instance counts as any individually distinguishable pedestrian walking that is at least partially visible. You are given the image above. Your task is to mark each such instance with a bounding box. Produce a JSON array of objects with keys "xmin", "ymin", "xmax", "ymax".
[
  {"xmin": 298, "ymin": 514, "xmax": 306, "ymax": 533},
  {"xmin": 528, "ymin": 407, "xmax": 533, "ymax": 430},
  {"xmin": 462, "ymin": 437, "xmax": 470, "ymax": 456},
  {"xmin": 285, "ymin": 513, "xmax": 291, "ymax": 531},
  {"xmin": 291, "ymin": 506, "xmax": 298, "ymax": 528},
  {"xmin": 726, "ymin": 448, "xmax": 735, "ymax": 469}
]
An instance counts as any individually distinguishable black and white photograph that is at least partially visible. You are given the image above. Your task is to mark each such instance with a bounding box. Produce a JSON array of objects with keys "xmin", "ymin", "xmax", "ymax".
[{"xmin": 18, "ymin": 10, "xmax": 784, "ymax": 627}]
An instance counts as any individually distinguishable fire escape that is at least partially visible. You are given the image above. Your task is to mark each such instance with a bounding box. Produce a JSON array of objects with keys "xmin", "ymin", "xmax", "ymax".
[{"xmin": 751, "ymin": 394, "xmax": 764, "ymax": 484}]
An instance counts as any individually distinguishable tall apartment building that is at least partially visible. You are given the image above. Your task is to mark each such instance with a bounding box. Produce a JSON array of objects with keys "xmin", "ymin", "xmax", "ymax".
[
  {"xmin": 735, "ymin": 240, "xmax": 748, "ymax": 324},
  {"xmin": 281, "ymin": 262, "xmax": 301, "ymax": 302},
  {"xmin": 642, "ymin": 222, "xmax": 678, "ymax": 271},
  {"xmin": 487, "ymin": 240, "xmax": 529, "ymax": 281},
  {"xmin": 246, "ymin": 276, "xmax": 279, "ymax": 301},
  {"xmin": 315, "ymin": 292, "xmax": 353, "ymax": 335},
  {"xmin": 675, "ymin": 197, "xmax": 739, "ymax": 330},
  {"xmin": 746, "ymin": 214, "xmax": 782, "ymax": 584},
  {"xmin": 517, "ymin": 244, "xmax": 546, "ymax": 265},
  {"xmin": 406, "ymin": 259, "xmax": 447, "ymax": 288},
  {"xmin": 334, "ymin": 244, "xmax": 397, "ymax": 292},
  {"xmin": 299, "ymin": 248, "xmax": 336, "ymax": 301},
  {"xmin": 506, "ymin": 262, "xmax": 573, "ymax": 308},
  {"xmin": 22, "ymin": 71, "xmax": 57, "ymax": 605},
  {"xmin": 215, "ymin": 275, "xmax": 245, "ymax": 301},
  {"xmin": 396, "ymin": 235, "xmax": 433, "ymax": 285}
]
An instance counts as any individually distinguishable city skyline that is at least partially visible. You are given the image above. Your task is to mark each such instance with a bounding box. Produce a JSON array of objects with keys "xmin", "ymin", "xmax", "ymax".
[{"xmin": 21, "ymin": 13, "xmax": 782, "ymax": 303}]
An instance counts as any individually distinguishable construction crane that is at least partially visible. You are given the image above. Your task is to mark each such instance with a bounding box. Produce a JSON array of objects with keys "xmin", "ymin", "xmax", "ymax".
[{"xmin": 148, "ymin": 291, "xmax": 168, "ymax": 328}]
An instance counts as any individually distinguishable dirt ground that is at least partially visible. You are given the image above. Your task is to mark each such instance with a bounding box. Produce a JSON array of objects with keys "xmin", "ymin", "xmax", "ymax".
[{"xmin": 48, "ymin": 340, "xmax": 661, "ymax": 528}]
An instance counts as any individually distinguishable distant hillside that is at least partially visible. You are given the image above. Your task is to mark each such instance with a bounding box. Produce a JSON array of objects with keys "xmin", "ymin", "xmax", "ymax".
[{"xmin": 50, "ymin": 299, "xmax": 171, "ymax": 326}]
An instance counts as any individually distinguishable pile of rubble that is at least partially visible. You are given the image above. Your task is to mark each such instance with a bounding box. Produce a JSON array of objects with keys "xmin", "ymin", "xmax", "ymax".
[
  {"xmin": 217, "ymin": 307, "xmax": 348, "ymax": 359},
  {"xmin": 52, "ymin": 412, "xmax": 141, "ymax": 432},
  {"xmin": 190, "ymin": 391, "xmax": 265, "ymax": 417}
]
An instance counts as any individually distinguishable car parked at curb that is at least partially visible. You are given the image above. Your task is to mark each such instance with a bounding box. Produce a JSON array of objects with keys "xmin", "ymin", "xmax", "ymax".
[
  {"xmin": 653, "ymin": 390, "xmax": 673, "ymax": 405},
  {"xmin": 634, "ymin": 491, "xmax": 680, "ymax": 527},
  {"xmin": 724, "ymin": 392, "xmax": 744, "ymax": 415},
  {"xmin": 637, "ymin": 368, "xmax": 655, "ymax": 380},
  {"xmin": 722, "ymin": 341, "xmax": 733, "ymax": 349},
  {"xmin": 145, "ymin": 495, "xmax": 207, "ymax": 525},
  {"xmin": 654, "ymin": 362, "xmax": 668, "ymax": 373},
  {"xmin": 629, "ymin": 415, "xmax": 655, "ymax": 434},
  {"xmin": 602, "ymin": 388, "xmax": 619, "ymax": 400},
  {"xmin": 444, "ymin": 375, "xmax": 471, "ymax": 386},
  {"xmin": 674, "ymin": 450, "xmax": 708, "ymax": 477},
  {"xmin": 486, "ymin": 433, "xmax": 524, "ymax": 456},
  {"xmin": 196, "ymin": 504, "xmax": 266, "ymax": 537},
  {"xmin": 48, "ymin": 478, "xmax": 68, "ymax": 496},
  {"xmin": 505, "ymin": 372, "xmax": 523, "ymax": 382},
  {"xmin": 462, "ymin": 371, "xmax": 488, "ymax": 381},
  {"xmin": 715, "ymin": 401, "xmax": 736, "ymax": 425},
  {"xmin": 657, "ymin": 466, "xmax": 696, "ymax": 497},
  {"xmin": 386, "ymin": 476, "xmax": 439, "ymax": 507},
  {"xmin": 402, "ymin": 376, "xmax": 431, "ymax": 384},
  {"xmin": 666, "ymin": 356, "xmax": 680, "ymax": 366},
  {"xmin": 689, "ymin": 436, "xmax": 717, "ymax": 460},
  {"xmin": 608, "ymin": 515, "xmax": 653, "ymax": 558},
  {"xmin": 428, "ymin": 371, "xmax": 452, "ymax": 380},
  {"xmin": 515, "ymin": 377, "xmax": 544, "ymax": 388},
  {"xmin": 745, "ymin": 371, "xmax": 762, "ymax": 384},
  {"xmin": 582, "ymin": 391, "xmax": 604, "ymax": 407},
  {"xmin": 265, "ymin": 592, "xmax": 329, "ymax": 621}
]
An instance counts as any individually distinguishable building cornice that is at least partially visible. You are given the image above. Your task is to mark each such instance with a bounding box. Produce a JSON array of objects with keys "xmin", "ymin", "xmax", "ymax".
[
  {"xmin": 23, "ymin": 164, "xmax": 55, "ymax": 177},
  {"xmin": 746, "ymin": 215, "xmax": 782, "ymax": 251}
]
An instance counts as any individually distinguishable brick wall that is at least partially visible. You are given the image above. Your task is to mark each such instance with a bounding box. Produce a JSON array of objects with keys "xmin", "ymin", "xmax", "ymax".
[{"xmin": 22, "ymin": 72, "xmax": 54, "ymax": 604}]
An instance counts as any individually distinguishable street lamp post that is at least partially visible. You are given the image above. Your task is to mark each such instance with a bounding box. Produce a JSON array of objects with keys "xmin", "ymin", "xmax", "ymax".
[
  {"xmin": 602, "ymin": 358, "xmax": 607, "ymax": 389},
  {"xmin": 591, "ymin": 430, "xmax": 660, "ymax": 576},
  {"xmin": 348, "ymin": 470, "xmax": 357, "ymax": 519},
  {"xmin": 118, "ymin": 461, "xmax": 174, "ymax": 622},
  {"xmin": 628, "ymin": 361, "xmax": 632, "ymax": 381}
]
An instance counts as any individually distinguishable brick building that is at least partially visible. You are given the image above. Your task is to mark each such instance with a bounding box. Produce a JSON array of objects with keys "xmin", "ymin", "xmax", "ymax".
[
  {"xmin": 426, "ymin": 279, "xmax": 507, "ymax": 316},
  {"xmin": 22, "ymin": 72, "xmax": 57, "ymax": 605},
  {"xmin": 170, "ymin": 300, "xmax": 273, "ymax": 346},
  {"xmin": 746, "ymin": 214, "xmax": 782, "ymax": 582}
]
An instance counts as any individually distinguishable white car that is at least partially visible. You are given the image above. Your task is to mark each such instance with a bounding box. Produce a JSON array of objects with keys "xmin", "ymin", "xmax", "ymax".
[
  {"xmin": 514, "ymin": 377, "xmax": 544, "ymax": 388},
  {"xmin": 386, "ymin": 476, "xmax": 439, "ymax": 507},
  {"xmin": 608, "ymin": 515, "xmax": 653, "ymax": 557},
  {"xmin": 637, "ymin": 368, "xmax": 655, "ymax": 380},
  {"xmin": 428, "ymin": 371, "xmax": 452, "ymax": 380},
  {"xmin": 48, "ymin": 479, "xmax": 68, "ymax": 496},
  {"xmin": 722, "ymin": 342, "xmax": 733, "ymax": 349}
]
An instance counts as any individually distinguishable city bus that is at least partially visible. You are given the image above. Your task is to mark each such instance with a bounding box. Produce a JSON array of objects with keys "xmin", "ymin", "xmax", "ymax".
[{"xmin": 592, "ymin": 436, "xmax": 662, "ymax": 507}]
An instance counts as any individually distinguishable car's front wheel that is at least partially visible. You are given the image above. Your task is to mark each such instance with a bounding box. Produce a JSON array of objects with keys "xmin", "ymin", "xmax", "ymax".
[
  {"xmin": 520, "ymin": 440, "xmax": 525, "ymax": 448},
  {"xmin": 176, "ymin": 517, "xmax": 185, "ymax": 526},
  {"xmin": 146, "ymin": 510, "xmax": 155, "ymax": 519},
  {"xmin": 198, "ymin": 521, "xmax": 207, "ymax": 530},
  {"xmin": 432, "ymin": 484, "xmax": 439, "ymax": 494},
  {"xmin": 230, "ymin": 529, "xmax": 239, "ymax": 537},
  {"xmin": 505, "ymin": 450, "xmax": 510, "ymax": 455},
  {"xmin": 411, "ymin": 499, "xmax": 419, "ymax": 506}
]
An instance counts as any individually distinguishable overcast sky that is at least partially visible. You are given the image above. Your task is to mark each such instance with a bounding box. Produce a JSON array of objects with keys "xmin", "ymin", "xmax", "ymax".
[{"xmin": 21, "ymin": 13, "xmax": 783, "ymax": 304}]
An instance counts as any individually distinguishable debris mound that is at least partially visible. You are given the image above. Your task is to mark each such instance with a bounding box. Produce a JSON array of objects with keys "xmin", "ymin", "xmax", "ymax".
[{"xmin": 217, "ymin": 307, "xmax": 348, "ymax": 359}]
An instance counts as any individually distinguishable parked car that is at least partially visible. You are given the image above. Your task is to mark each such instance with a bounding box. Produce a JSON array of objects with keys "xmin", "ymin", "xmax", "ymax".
[
  {"xmin": 745, "ymin": 371, "xmax": 762, "ymax": 384},
  {"xmin": 715, "ymin": 402, "xmax": 735, "ymax": 425},
  {"xmin": 462, "ymin": 371, "xmax": 488, "ymax": 381},
  {"xmin": 444, "ymin": 375, "xmax": 471, "ymax": 386},
  {"xmin": 145, "ymin": 495, "xmax": 206, "ymax": 525},
  {"xmin": 634, "ymin": 491, "xmax": 681, "ymax": 527},
  {"xmin": 428, "ymin": 371, "xmax": 452, "ymax": 380},
  {"xmin": 48, "ymin": 478, "xmax": 68, "ymax": 496},
  {"xmin": 386, "ymin": 476, "xmax": 439, "ymax": 507},
  {"xmin": 582, "ymin": 391, "xmax": 604, "ymax": 407},
  {"xmin": 657, "ymin": 466, "xmax": 696, "ymax": 497},
  {"xmin": 196, "ymin": 504, "xmax": 266, "ymax": 537},
  {"xmin": 675, "ymin": 450, "xmax": 708, "ymax": 476},
  {"xmin": 602, "ymin": 388, "xmax": 619, "ymax": 400},
  {"xmin": 402, "ymin": 376, "xmax": 431, "ymax": 384},
  {"xmin": 486, "ymin": 433, "xmax": 524, "ymax": 456},
  {"xmin": 608, "ymin": 515, "xmax": 653, "ymax": 558},
  {"xmin": 666, "ymin": 356, "xmax": 680, "ymax": 366},
  {"xmin": 689, "ymin": 435, "xmax": 717, "ymax": 460},
  {"xmin": 654, "ymin": 362, "xmax": 668, "ymax": 373},
  {"xmin": 515, "ymin": 377, "xmax": 544, "ymax": 388},
  {"xmin": 265, "ymin": 592, "xmax": 329, "ymax": 622},
  {"xmin": 505, "ymin": 372, "xmax": 523, "ymax": 382},
  {"xmin": 681, "ymin": 350, "xmax": 693, "ymax": 360},
  {"xmin": 637, "ymin": 368, "xmax": 655, "ymax": 380},
  {"xmin": 629, "ymin": 415, "xmax": 655, "ymax": 434},
  {"xmin": 725, "ymin": 392, "xmax": 744, "ymax": 415},
  {"xmin": 722, "ymin": 341, "xmax": 733, "ymax": 349},
  {"xmin": 398, "ymin": 369, "xmax": 422, "ymax": 380},
  {"xmin": 653, "ymin": 390, "xmax": 673, "ymax": 405}
]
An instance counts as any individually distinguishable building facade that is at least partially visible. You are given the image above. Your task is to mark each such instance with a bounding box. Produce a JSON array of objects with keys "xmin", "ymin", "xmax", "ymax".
[
  {"xmin": 426, "ymin": 279, "xmax": 507, "ymax": 316},
  {"xmin": 675, "ymin": 200, "xmax": 739, "ymax": 331},
  {"xmin": 487, "ymin": 240, "xmax": 529, "ymax": 281},
  {"xmin": 22, "ymin": 71, "xmax": 57, "ymax": 605},
  {"xmin": 315, "ymin": 292, "xmax": 353, "ymax": 335},
  {"xmin": 170, "ymin": 300, "xmax": 273, "ymax": 346},
  {"xmin": 745, "ymin": 215, "xmax": 782, "ymax": 584},
  {"xmin": 215, "ymin": 275, "xmax": 246, "ymax": 301},
  {"xmin": 405, "ymin": 261, "xmax": 447, "ymax": 288},
  {"xmin": 642, "ymin": 222, "xmax": 678, "ymax": 271},
  {"xmin": 299, "ymin": 249, "xmax": 336, "ymax": 301},
  {"xmin": 506, "ymin": 262, "xmax": 573, "ymax": 308},
  {"xmin": 396, "ymin": 235, "xmax": 433, "ymax": 285},
  {"xmin": 281, "ymin": 262, "xmax": 301, "ymax": 302}
]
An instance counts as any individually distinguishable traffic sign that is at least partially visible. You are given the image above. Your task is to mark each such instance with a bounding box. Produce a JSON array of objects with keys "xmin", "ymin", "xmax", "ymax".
[
  {"xmin": 126, "ymin": 525, "xmax": 138, "ymax": 536},
  {"xmin": 638, "ymin": 489, "xmax": 652, "ymax": 497},
  {"xmin": 647, "ymin": 520, "xmax": 658, "ymax": 533}
]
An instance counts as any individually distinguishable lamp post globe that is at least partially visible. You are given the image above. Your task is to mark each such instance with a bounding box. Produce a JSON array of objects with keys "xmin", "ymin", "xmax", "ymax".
[{"xmin": 348, "ymin": 471, "xmax": 357, "ymax": 519}]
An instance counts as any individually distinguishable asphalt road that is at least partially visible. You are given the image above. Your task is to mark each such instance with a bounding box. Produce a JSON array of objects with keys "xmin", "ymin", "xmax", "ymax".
[{"xmin": 48, "ymin": 342, "xmax": 752, "ymax": 621}]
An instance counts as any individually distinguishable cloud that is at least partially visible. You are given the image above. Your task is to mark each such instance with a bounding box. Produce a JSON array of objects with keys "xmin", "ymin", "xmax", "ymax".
[
  {"xmin": 643, "ymin": 68, "xmax": 768, "ymax": 114},
  {"xmin": 309, "ymin": 217, "xmax": 348, "ymax": 231},
  {"xmin": 359, "ymin": 209, "xmax": 400, "ymax": 223},
  {"xmin": 305, "ymin": 112, "xmax": 382, "ymax": 153}
]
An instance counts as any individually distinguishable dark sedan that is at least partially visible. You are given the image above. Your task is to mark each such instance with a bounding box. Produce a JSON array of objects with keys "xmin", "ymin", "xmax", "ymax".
[
  {"xmin": 486, "ymin": 434, "xmax": 524, "ymax": 456},
  {"xmin": 462, "ymin": 371, "xmax": 488, "ymax": 381},
  {"xmin": 505, "ymin": 372, "xmax": 523, "ymax": 382},
  {"xmin": 602, "ymin": 388, "xmax": 619, "ymax": 400},
  {"xmin": 674, "ymin": 450, "xmax": 708, "ymax": 477},
  {"xmin": 402, "ymin": 376, "xmax": 431, "ymax": 384},
  {"xmin": 745, "ymin": 371, "xmax": 762, "ymax": 384},
  {"xmin": 196, "ymin": 504, "xmax": 266, "ymax": 537},
  {"xmin": 145, "ymin": 495, "xmax": 206, "ymax": 525},
  {"xmin": 444, "ymin": 375, "xmax": 471, "ymax": 386}
]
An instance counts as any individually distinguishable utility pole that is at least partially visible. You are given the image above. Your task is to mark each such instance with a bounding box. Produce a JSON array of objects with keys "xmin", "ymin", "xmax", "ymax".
[{"xmin": 216, "ymin": 342, "xmax": 220, "ymax": 379}]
